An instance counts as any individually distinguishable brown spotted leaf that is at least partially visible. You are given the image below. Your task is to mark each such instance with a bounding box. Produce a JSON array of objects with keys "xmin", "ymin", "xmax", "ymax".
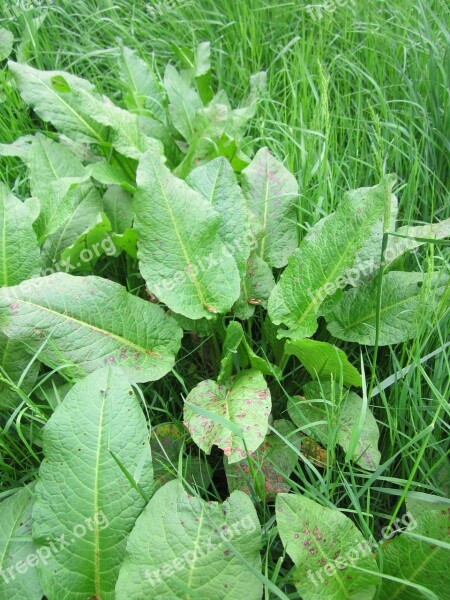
[
  {"xmin": 183, "ymin": 369, "xmax": 271, "ymax": 463},
  {"xmin": 276, "ymin": 493, "xmax": 379, "ymax": 599}
]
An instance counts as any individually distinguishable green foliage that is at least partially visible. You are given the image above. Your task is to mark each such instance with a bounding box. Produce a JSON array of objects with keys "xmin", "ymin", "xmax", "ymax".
[{"xmin": 0, "ymin": 21, "xmax": 448, "ymax": 599}]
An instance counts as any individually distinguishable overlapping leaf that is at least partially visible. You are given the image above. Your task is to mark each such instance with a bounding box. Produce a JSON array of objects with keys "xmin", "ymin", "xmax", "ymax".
[
  {"xmin": 115, "ymin": 480, "xmax": 263, "ymax": 600},
  {"xmin": 241, "ymin": 147, "xmax": 298, "ymax": 268},
  {"xmin": 0, "ymin": 486, "xmax": 42, "ymax": 600},
  {"xmin": 380, "ymin": 507, "xmax": 450, "ymax": 599},
  {"xmin": 134, "ymin": 150, "xmax": 240, "ymax": 319},
  {"xmin": 0, "ymin": 273, "xmax": 182, "ymax": 382},
  {"xmin": 323, "ymin": 271, "xmax": 448, "ymax": 346},
  {"xmin": 289, "ymin": 382, "xmax": 381, "ymax": 471},
  {"xmin": 184, "ymin": 369, "xmax": 271, "ymax": 463},
  {"xmin": 33, "ymin": 367, "xmax": 153, "ymax": 600},
  {"xmin": 269, "ymin": 176, "xmax": 396, "ymax": 339},
  {"xmin": 285, "ymin": 338, "xmax": 362, "ymax": 387},
  {"xmin": 276, "ymin": 493, "xmax": 379, "ymax": 599}
]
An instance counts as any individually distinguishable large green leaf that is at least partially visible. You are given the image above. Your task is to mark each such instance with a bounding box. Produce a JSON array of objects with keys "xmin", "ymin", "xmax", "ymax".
[
  {"xmin": 323, "ymin": 271, "xmax": 448, "ymax": 346},
  {"xmin": 9, "ymin": 61, "xmax": 108, "ymax": 144},
  {"xmin": 241, "ymin": 147, "xmax": 298, "ymax": 268},
  {"xmin": 115, "ymin": 479, "xmax": 263, "ymax": 600},
  {"xmin": 0, "ymin": 334, "xmax": 39, "ymax": 408},
  {"xmin": 379, "ymin": 507, "xmax": 450, "ymax": 599},
  {"xmin": 0, "ymin": 273, "xmax": 182, "ymax": 383},
  {"xmin": 268, "ymin": 176, "xmax": 396, "ymax": 339},
  {"xmin": 0, "ymin": 184, "xmax": 41, "ymax": 287},
  {"xmin": 134, "ymin": 150, "xmax": 240, "ymax": 319},
  {"xmin": 225, "ymin": 419, "xmax": 301, "ymax": 499},
  {"xmin": 276, "ymin": 493, "xmax": 379, "ymax": 599},
  {"xmin": 285, "ymin": 339, "xmax": 362, "ymax": 387},
  {"xmin": 33, "ymin": 367, "xmax": 153, "ymax": 600},
  {"xmin": 184, "ymin": 369, "xmax": 271, "ymax": 463},
  {"xmin": 59, "ymin": 212, "xmax": 113, "ymax": 272},
  {"xmin": 289, "ymin": 382, "xmax": 381, "ymax": 471},
  {"xmin": 0, "ymin": 486, "xmax": 42, "ymax": 600},
  {"xmin": 186, "ymin": 156, "xmax": 252, "ymax": 275}
]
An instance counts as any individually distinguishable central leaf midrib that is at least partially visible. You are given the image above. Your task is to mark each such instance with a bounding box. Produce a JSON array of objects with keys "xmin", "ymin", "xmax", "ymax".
[
  {"xmin": 7, "ymin": 296, "xmax": 161, "ymax": 358},
  {"xmin": 151, "ymin": 158, "xmax": 209, "ymax": 310}
]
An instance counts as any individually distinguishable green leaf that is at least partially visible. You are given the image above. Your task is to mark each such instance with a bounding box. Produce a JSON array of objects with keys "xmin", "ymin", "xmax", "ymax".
[
  {"xmin": 72, "ymin": 88, "xmax": 164, "ymax": 159},
  {"xmin": 225, "ymin": 419, "xmax": 301, "ymax": 499},
  {"xmin": 0, "ymin": 135, "xmax": 34, "ymax": 160},
  {"xmin": 0, "ymin": 273, "xmax": 182, "ymax": 383},
  {"xmin": 380, "ymin": 507, "xmax": 450, "ymax": 599},
  {"xmin": 0, "ymin": 28, "xmax": 14, "ymax": 61},
  {"xmin": 33, "ymin": 367, "xmax": 153, "ymax": 600},
  {"xmin": 27, "ymin": 135, "xmax": 97, "ymax": 242},
  {"xmin": 288, "ymin": 382, "xmax": 381, "ymax": 471},
  {"xmin": 323, "ymin": 271, "xmax": 448, "ymax": 346},
  {"xmin": 241, "ymin": 147, "xmax": 298, "ymax": 268},
  {"xmin": 0, "ymin": 334, "xmax": 39, "ymax": 408},
  {"xmin": 233, "ymin": 252, "xmax": 275, "ymax": 320},
  {"xmin": 218, "ymin": 321, "xmax": 245, "ymax": 382},
  {"xmin": 119, "ymin": 46, "xmax": 166, "ymax": 121},
  {"xmin": 385, "ymin": 218, "xmax": 450, "ymax": 267},
  {"xmin": 269, "ymin": 175, "xmax": 396, "ymax": 339},
  {"xmin": 184, "ymin": 369, "xmax": 271, "ymax": 463},
  {"xmin": 0, "ymin": 486, "xmax": 42, "ymax": 600},
  {"xmin": 285, "ymin": 339, "xmax": 362, "ymax": 387},
  {"xmin": 41, "ymin": 185, "xmax": 103, "ymax": 266},
  {"xmin": 9, "ymin": 61, "xmax": 108, "ymax": 144},
  {"xmin": 111, "ymin": 229, "xmax": 138, "ymax": 259},
  {"xmin": 186, "ymin": 156, "xmax": 252, "ymax": 276},
  {"xmin": 59, "ymin": 212, "xmax": 114, "ymax": 271},
  {"xmin": 88, "ymin": 161, "xmax": 136, "ymax": 193},
  {"xmin": 194, "ymin": 42, "xmax": 214, "ymax": 104},
  {"xmin": 115, "ymin": 479, "xmax": 263, "ymax": 600},
  {"xmin": 134, "ymin": 150, "xmax": 240, "ymax": 319},
  {"xmin": 50, "ymin": 74, "xmax": 71, "ymax": 93},
  {"xmin": 0, "ymin": 183, "xmax": 41, "ymax": 287},
  {"xmin": 102, "ymin": 186, "xmax": 134, "ymax": 233},
  {"xmin": 164, "ymin": 64, "xmax": 203, "ymax": 139},
  {"xmin": 276, "ymin": 493, "xmax": 379, "ymax": 599},
  {"xmin": 218, "ymin": 321, "xmax": 280, "ymax": 382}
]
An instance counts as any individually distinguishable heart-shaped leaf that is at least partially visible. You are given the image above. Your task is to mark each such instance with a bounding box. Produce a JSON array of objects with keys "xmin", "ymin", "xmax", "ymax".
[
  {"xmin": 115, "ymin": 480, "xmax": 263, "ymax": 599},
  {"xmin": 184, "ymin": 369, "xmax": 271, "ymax": 463}
]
